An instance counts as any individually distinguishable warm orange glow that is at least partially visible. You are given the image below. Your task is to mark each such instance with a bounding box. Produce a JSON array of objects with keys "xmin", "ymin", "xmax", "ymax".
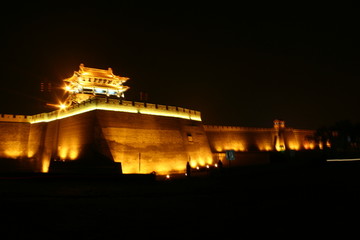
[
  {"xmin": 58, "ymin": 146, "xmax": 68, "ymax": 160},
  {"xmin": 27, "ymin": 150, "xmax": 35, "ymax": 158},
  {"xmin": 275, "ymin": 144, "xmax": 285, "ymax": 151},
  {"xmin": 288, "ymin": 141, "xmax": 300, "ymax": 151},
  {"xmin": 275, "ymin": 134, "xmax": 286, "ymax": 151},
  {"xmin": 5, "ymin": 149, "xmax": 22, "ymax": 158},
  {"xmin": 189, "ymin": 160, "xmax": 197, "ymax": 168},
  {"xmin": 41, "ymin": 155, "xmax": 51, "ymax": 173},
  {"xmin": 113, "ymin": 152, "xmax": 192, "ymax": 174},
  {"xmin": 257, "ymin": 141, "xmax": 273, "ymax": 151},
  {"xmin": 68, "ymin": 149, "xmax": 79, "ymax": 160},
  {"xmin": 113, "ymin": 152, "xmax": 213, "ymax": 174},
  {"xmin": 304, "ymin": 141, "xmax": 315, "ymax": 150},
  {"xmin": 264, "ymin": 146, "xmax": 272, "ymax": 151}
]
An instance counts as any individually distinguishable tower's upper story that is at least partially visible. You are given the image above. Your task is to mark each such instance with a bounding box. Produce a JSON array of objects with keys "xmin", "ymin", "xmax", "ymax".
[{"xmin": 64, "ymin": 64, "xmax": 130, "ymax": 105}]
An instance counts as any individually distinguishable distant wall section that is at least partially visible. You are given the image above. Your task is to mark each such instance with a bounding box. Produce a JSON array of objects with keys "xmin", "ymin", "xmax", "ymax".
[
  {"xmin": 204, "ymin": 125, "xmax": 277, "ymax": 152},
  {"xmin": 204, "ymin": 125, "xmax": 316, "ymax": 152}
]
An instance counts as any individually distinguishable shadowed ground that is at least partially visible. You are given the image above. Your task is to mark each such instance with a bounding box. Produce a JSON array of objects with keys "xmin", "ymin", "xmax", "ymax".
[{"xmin": 0, "ymin": 163, "xmax": 359, "ymax": 239}]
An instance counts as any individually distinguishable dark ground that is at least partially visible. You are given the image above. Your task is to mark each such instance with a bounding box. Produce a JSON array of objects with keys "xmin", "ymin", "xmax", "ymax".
[{"xmin": 0, "ymin": 163, "xmax": 359, "ymax": 239}]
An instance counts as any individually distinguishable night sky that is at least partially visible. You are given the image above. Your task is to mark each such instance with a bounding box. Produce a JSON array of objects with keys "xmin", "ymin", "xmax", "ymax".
[{"xmin": 1, "ymin": 3, "xmax": 360, "ymax": 129}]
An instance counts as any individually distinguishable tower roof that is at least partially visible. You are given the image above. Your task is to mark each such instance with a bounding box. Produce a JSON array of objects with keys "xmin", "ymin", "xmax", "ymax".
[
  {"xmin": 65, "ymin": 63, "xmax": 129, "ymax": 83},
  {"xmin": 63, "ymin": 64, "xmax": 130, "ymax": 105}
]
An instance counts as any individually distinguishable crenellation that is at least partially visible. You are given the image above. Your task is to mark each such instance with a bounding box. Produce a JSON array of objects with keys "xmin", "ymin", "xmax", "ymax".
[
  {"xmin": 167, "ymin": 106, "xmax": 177, "ymax": 111},
  {"xmin": 28, "ymin": 98, "xmax": 202, "ymax": 124},
  {"xmin": 134, "ymin": 102, "xmax": 145, "ymax": 108},
  {"xmin": 0, "ymin": 114, "xmax": 32, "ymax": 123},
  {"xmin": 157, "ymin": 104, "xmax": 167, "ymax": 110},
  {"xmin": 146, "ymin": 103, "xmax": 156, "ymax": 109},
  {"xmin": 121, "ymin": 100, "xmax": 133, "ymax": 106}
]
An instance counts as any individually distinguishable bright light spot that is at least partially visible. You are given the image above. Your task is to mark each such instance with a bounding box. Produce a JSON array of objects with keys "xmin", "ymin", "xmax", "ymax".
[
  {"xmin": 59, "ymin": 104, "xmax": 67, "ymax": 110},
  {"xmin": 196, "ymin": 166, "xmax": 200, "ymax": 170},
  {"xmin": 206, "ymin": 164, "xmax": 210, "ymax": 168},
  {"xmin": 68, "ymin": 150, "xmax": 78, "ymax": 160},
  {"xmin": 65, "ymin": 85, "xmax": 71, "ymax": 91},
  {"xmin": 214, "ymin": 163, "xmax": 218, "ymax": 168},
  {"xmin": 166, "ymin": 174, "xmax": 171, "ymax": 179}
]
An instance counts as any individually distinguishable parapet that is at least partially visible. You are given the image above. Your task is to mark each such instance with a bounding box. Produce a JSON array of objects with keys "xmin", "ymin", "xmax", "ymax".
[
  {"xmin": 30, "ymin": 98, "xmax": 202, "ymax": 124},
  {"xmin": 0, "ymin": 114, "xmax": 31, "ymax": 123},
  {"xmin": 204, "ymin": 125, "xmax": 275, "ymax": 132}
]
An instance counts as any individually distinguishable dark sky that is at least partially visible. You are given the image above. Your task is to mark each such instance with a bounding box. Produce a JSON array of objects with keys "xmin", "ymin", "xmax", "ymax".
[{"xmin": 1, "ymin": 2, "xmax": 360, "ymax": 129}]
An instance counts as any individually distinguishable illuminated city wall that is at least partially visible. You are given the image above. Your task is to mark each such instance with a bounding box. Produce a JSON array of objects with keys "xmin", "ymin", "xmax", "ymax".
[{"xmin": 0, "ymin": 101, "xmax": 317, "ymax": 173}]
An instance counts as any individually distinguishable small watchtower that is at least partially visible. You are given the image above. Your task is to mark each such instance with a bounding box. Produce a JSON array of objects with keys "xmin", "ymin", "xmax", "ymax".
[
  {"xmin": 274, "ymin": 119, "xmax": 286, "ymax": 151},
  {"xmin": 273, "ymin": 119, "xmax": 285, "ymax": 130}
]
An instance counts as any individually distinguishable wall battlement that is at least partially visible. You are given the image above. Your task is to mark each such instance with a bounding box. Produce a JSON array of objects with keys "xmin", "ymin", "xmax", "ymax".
[
  {"xmin": 29, "ymin": 98, "xmax": 202, "ymax": 124},
  {"xmin": 0, "ymin": 114, "xmax": 31, "ymax": 123},
  {"xmin": 204, "ymin": 125, "xmax": 276, "ymax": 132},
  {"xmin": 0, "ymin": 99, "xmax": 201, "ymax": 124}
]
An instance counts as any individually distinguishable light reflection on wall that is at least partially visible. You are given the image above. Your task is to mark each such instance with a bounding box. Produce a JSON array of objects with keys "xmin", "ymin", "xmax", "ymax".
[
  {"xmin": 58, "ymin": 146, "xmax": 68, "ymax": 160},
  {"xmin": 5, "ymin": 149, "xmax": 23, "ymax": 158},
  {"xmin": 287, "ymin": 141, "xmax": 300, "ymax": 150},
  {"xmin": 27, "ymin": 150, "xmax": 35, "ymax": 158},
  {"xmin": 68, "ymin": 149, "xmax": 79, "ymax": 160},
  {"xmin": 114, "ymin": 151, "xmax": 213, "ymax": 175},
  {"xmin": 41, "ymin": 155, "xmax": 51, "ymax": 173},
  {"xmin": 257, "ymin": 143, "xmax": 273, "ymax": 151},
  {"xmin": 113, "ymin": 153, "xmax": 190, "ymax": 174},
  {"xmin": 58, "ymin": 141, "xmax": 80, "ymax": 161}
]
